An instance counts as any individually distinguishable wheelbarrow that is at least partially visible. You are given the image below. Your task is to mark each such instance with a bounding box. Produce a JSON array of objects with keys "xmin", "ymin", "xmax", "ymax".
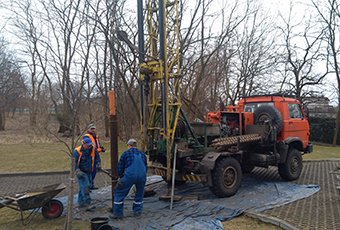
[
  {"xmin": 330, "ymin": 167, "xmax": 340, "ymax": 196},
  {"xmin": 0, "ymin": 183, "xmax": 66, "ymax": 225}
]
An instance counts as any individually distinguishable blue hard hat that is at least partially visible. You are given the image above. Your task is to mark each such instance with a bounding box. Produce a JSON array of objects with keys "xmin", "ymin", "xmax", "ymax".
[{"xmin": 82, "ymin": 136, "xmax": 93, "ymax": 146}]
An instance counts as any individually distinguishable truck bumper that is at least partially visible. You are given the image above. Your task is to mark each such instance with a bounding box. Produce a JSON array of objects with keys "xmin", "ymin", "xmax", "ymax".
[{"xmin": 304, "ymin": 143, "xmax": 313, "ymax": 153}]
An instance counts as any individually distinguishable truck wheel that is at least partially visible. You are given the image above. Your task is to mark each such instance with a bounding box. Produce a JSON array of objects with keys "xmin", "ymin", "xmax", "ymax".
[
  {"xmin": 241, "ymin": 164, "xmax": 255, "ymax": 174},
  {"xmin": 278, "ymin": 148, "xmax": 302, "ymax": 181},
  {"xmin": 254, "ymin": 105, "xmax": 283, "ymax": 133},
  {"xmin": 42, "ymin": 199, "xmax": 63, "ymax": 219},
  {"xmin": 210, "ymin": 157, "xmax": 242, "ymax": 198}
]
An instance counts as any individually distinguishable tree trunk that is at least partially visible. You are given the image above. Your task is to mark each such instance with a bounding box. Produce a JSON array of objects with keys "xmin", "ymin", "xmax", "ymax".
[
  {"xmin": 332, "ymin": 101, "xmax": 340, "ymax": 146},
  {"xmin": 30, "ymin": 106, "xmax": 37, "ymax": 126},
  {"xmin": 0, "ymin": 112, "xmax": 5, "ymax": 131},
  {"xmin": 64, "ymin": 156, "xmax": 75, "ymax": 230},
  {"xmin": 103, "ymin": 96, "xmax": 109, "ymax": 137}
]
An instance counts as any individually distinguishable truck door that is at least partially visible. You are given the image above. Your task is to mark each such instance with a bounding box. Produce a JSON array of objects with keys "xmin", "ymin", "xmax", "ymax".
[{"xmin": 284, "ymin": 103, "xmax": 310, "ymax": 148}]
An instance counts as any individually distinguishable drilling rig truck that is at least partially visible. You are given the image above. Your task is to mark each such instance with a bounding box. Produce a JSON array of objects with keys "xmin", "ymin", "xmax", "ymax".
[{"xmin": 134, "ymin": 0, "xmax": 312, "ymax": 197}]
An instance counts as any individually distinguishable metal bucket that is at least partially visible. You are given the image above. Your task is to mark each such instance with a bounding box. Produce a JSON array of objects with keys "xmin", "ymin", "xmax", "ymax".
[{"xmin": 90, "ymin": 217, "xmax": 109, "ymax": 230}]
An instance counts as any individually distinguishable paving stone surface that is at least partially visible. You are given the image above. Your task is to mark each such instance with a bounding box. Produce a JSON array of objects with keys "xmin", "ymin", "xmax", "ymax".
[
  {"xmin": 0, "ymin": 172, "xmax": 112, "ymax": 197},
  {"xmin": 254, "ymin": 160, "xmax": 340, "ymax": 230}
]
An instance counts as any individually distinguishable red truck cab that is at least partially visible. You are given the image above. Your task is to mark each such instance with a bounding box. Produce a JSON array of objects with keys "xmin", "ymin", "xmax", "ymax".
[{"xmin": 237, "ymin": 95, "xmax": 312, "ymax": 153}]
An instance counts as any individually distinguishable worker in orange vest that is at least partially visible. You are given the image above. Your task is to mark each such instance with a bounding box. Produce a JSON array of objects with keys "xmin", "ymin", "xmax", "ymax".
[
  {"xmin": 73, "ymin": 136, "xmax": 100, "ymax": 209},
  {"xmin": 84, "ymin": 123, "xmax": 105, "ymax": 190}
]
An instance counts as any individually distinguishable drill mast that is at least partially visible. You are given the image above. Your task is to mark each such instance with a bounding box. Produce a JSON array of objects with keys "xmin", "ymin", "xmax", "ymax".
[{"xmin": 138, "ymin": 0, "xmax": 181, "ymax": 180}]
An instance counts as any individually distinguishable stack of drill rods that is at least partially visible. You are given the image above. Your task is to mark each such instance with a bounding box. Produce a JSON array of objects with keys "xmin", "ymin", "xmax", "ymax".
[{"xmin": 211, "ymin": 134, "xmax": 261, "ymax": 147}]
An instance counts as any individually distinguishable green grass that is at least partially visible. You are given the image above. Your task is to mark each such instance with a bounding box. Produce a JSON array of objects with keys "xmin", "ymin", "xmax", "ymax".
[
  {"xmin": 303, "ymin": 144, "xmax": 340, "ymax": 160},
  {"xmin": 0, "ymin": 208, "xmax": 90, "ymax": 230},
  {"xmin": 0, "ymin": 142, "xmax": 125, "ymax": 173},
  {"xmin": 223, "ymin": 215, "xmax": 280, "ymax": 230}
]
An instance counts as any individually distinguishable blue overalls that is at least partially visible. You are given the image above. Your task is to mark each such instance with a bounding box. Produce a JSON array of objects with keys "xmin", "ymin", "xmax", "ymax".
[
  {"xmin": 84, "ymin": 133, "xmax": 102, "ymax": 189},
  {"xmin": 74, "ymin": 146, "xmax": 97, "ymax": 207},
  {"xmin": 77, "ymin": 171, "xmax": 91, "ymax": 207},
  {"xmin": 113, "ymin": 153, "xmax": 147, "ymax": 217}
]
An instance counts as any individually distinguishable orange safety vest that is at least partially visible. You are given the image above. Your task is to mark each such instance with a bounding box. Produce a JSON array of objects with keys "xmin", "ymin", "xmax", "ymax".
[
  {"xmin": 75, "ymin": 146, "xmax": 95, "ymax": 172},
  {"xmin": 84, "ymin": 133, "xmax": 103, "ymax": 153}
]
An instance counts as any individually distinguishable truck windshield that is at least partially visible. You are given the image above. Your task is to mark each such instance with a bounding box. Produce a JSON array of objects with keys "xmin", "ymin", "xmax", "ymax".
[{"xmin": 244, "ymin": 102, "xmax": 274, "ymax": 113}]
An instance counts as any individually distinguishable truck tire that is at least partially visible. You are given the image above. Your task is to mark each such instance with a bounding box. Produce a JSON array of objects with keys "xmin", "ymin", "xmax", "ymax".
[
  {"xmin": 278, "ymin": 148, "xmax": 302, "ymax": 181},
  {"xmin": 210, "ymin": 157, "xmax": 242, "ymax": 198},
  {"xmin": 254, "ymin": 105, "xmax": 283, "ymax": 133}
]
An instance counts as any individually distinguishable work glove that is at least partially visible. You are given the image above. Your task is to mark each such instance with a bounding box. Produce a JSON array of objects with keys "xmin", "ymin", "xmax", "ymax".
[{"xmin": 76, "ymin": 170, "xmax": 85, "ymax": 179}]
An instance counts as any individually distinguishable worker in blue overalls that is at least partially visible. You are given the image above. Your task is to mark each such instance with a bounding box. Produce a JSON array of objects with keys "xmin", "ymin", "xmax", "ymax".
[
  {"xmin": 111, "ymin": 139, "xmax": 147, "ymax": 218},
  {"xmin": 73, "ymin": 136, "xmax": 100, "ymax": 209},
  {"xmin": 84, "ymin": 123, "xmax": 105, "ymax": 190}
]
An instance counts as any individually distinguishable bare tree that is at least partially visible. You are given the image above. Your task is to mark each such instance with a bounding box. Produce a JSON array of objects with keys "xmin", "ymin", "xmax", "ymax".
[
  {"xmin": 9, "ymin": 0, "xmax": 49, "ymax": 126},
  {"xmin": 312, "ymin": 0, "xmax": 340, "ymax": 145},
  {"xmin": 180, "ymin": 0, "xmax": 250, "ymax": 119},
  {"xmin": 226, "ymin": 5, "xmax": 278, "ymax": 105},
  {"xmin": 278, "ymin": 3, "xmax": 327, "ymax": 102},
  {"xmin": 87, "ymin": 0, "xmax": 141, "ymax": 139},
  {"xmin": 7, "ymin": 0, "xmax": 104, "ymax": 228},
  {"xmin": 179, "ymin": 0, "xmax": 280, "ymax": 119},
  {"xmin": 0, "ymin": 37, "xmax": 26, "ymax": 130}
]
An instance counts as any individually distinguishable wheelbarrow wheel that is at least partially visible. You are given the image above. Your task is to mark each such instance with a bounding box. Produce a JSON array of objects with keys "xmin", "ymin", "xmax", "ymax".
[{"xmin": 42, "ymin": 199, "xmax": 63, "ymax": 219}]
